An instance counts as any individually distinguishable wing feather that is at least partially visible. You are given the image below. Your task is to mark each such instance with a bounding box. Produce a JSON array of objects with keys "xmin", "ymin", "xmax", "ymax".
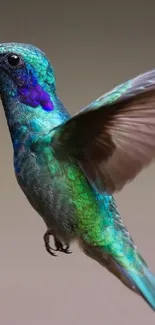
[{"xmin": 49, "ymin": 70, "xmax": 155, "ymax": 193}]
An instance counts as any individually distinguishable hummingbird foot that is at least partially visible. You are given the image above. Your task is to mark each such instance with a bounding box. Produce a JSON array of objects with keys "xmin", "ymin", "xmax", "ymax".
[
  {"xmin": 43, "ymin": 228, "xmax": 72, "ymax": 256},
  {"xmin": 54, "ymin": 237, "xmax": 72, "ymax": 254},
  {"xmin": 43, "ymin": 229, "xmax": 57, "ymax": 257}
]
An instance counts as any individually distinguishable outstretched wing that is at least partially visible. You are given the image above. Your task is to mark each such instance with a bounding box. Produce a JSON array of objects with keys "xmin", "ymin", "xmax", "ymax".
[{"xmin": 49, "ymin": 70, "xmax": 155, "ymax": 194}]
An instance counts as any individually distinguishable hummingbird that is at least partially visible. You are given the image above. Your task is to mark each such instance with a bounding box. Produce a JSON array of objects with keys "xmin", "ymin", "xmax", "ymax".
[{"xmin": 1, "ymin": 42, "xmax": 155, "ymax": 311}]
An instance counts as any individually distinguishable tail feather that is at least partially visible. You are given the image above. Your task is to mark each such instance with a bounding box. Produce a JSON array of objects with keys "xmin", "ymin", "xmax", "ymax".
[
  {"xmin": 81, "ymin": 241, "xmax": 155, "ymax": 311},
  {"xmin": 121, "ymin": 262, "xmax": 155, "ymax": 311}
]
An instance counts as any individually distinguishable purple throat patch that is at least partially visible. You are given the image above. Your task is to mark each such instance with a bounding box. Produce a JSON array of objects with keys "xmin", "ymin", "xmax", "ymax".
[{"xmin": 18, "ymin": 84, "xmax": 54, "ymax": 111}]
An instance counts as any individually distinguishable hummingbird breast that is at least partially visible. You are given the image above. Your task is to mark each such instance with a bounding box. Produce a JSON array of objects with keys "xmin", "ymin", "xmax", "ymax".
[
  {"xmin": 14, "ymin": 145, "xmax": 79, "ymax": 241},
  {"xmin": 13, "ymin": 143, "xmax": 114, "ymax": 246}
]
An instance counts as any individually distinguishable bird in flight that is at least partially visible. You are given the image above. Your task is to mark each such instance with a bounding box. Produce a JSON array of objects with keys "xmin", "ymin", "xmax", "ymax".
[{"xmin": 0, "ymin": 42, "xmax": 155, "ymax": 310}]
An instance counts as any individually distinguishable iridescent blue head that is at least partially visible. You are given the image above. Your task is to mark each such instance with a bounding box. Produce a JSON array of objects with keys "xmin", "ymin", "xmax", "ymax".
[
  {"xmin": 0, "ymin": 43, "xmax": 69, "ymax": 148},
  {"xmin": 0, "ymin": 43, "xmax": 56, "ymax": 110}
]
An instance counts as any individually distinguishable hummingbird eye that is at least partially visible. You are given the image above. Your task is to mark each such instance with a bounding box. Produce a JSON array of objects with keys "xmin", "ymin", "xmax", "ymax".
[{"xmin": 6, "ymin": 53, "xmax": 22, "ymax": 68}]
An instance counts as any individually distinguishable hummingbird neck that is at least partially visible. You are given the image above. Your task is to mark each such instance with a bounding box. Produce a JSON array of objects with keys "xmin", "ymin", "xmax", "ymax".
[{"xmin": 1, "ymin": 90, "xmax": 70, "ymax": 152}]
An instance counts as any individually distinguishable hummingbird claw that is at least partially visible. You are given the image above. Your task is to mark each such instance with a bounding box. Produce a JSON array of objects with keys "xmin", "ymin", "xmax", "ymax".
[
  {"xmin": 45, "ymin": 243, "xmax": 58, "ymax": 257},
  {"xmin": 54, "ymin": 237, "xmax": 72, "ymax": 254},
  {"xmin": 43, "ymin": 229, "xmax": 57, "ymax": 257},
  {"xmin": 43, "ymin": 228, "xmax": 72, "ymax": 256}
]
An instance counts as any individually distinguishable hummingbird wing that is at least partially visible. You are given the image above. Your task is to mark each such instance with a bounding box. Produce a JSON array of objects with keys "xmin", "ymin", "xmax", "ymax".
[{"xmin": 50, "ymin": 69, "xmax": 155, "ymax": 194}]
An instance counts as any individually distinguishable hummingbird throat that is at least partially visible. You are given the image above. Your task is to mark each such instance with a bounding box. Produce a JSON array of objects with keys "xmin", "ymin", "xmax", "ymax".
[{"xmin": 17, "ymin": 75, "xmax": 54, "ymax": 112}]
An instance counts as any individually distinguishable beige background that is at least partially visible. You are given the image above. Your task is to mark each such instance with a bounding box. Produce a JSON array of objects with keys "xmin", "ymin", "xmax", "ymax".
[{"xmin": 0, "ymin": 1, "xmax": 155, "ymax": 324}]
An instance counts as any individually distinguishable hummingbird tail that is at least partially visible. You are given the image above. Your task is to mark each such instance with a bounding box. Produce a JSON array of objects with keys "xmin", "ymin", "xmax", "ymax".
[
  {"xmin": 119, "ymin": 258, "xmax": 155, "ymax": 311},
  {"xmin": 81, "ymin": 241, "xmax": 155, "ymax": 310}
]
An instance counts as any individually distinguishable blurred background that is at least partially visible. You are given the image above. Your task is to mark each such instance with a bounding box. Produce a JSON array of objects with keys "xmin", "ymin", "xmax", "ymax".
[{"xmin": 0, "ymin": 1, "xmax": 155, "ymax": 324}]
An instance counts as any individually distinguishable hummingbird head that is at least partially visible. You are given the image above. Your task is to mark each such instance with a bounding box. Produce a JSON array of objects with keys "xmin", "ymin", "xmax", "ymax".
[
  {"xmin": 0, "ymin": 43, "xmax": 69, "ymax": 147},
  {"xmin": 0, "ymin": 42, "xmax": 56, "ymax": 111}
]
